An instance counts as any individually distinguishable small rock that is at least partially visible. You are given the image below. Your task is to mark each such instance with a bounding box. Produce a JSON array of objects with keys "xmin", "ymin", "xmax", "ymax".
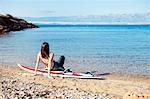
[{"xmin": 102, "ymin": 93, "xmax": 108, "ymax": 97}]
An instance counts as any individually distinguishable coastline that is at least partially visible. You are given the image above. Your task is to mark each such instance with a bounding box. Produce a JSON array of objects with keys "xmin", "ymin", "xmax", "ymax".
[
  {"xmin": 0, "ymin": 14, "xmax": 38, "ymax": 34},
  {"xmin": 0, "ymin": 23, "xmax": 149, "ymax": 76},
  {"xmin": 0, "ymin": 15, "xmax": 150, "ymax": 98},
  {"xmin": 0, "ymin": 65, "xmax": 149, "ymax": 98}
]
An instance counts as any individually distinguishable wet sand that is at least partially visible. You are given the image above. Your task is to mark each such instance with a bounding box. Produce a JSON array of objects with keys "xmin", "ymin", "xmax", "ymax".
[{"xmin": 0, "ymin": 66, "xmax": 150, "ymax": 99}]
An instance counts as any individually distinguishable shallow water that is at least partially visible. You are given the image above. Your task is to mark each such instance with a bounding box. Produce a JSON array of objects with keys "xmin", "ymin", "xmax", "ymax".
[{"xmin": 0, "ymin": 24, "xmax": 150, "ymax": 75}]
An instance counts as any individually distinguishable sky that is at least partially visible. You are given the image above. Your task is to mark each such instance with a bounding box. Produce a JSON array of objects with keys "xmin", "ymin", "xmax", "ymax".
[{"xmin": 0, "ymin": 0, "xmax": 149, "ymax": 17}]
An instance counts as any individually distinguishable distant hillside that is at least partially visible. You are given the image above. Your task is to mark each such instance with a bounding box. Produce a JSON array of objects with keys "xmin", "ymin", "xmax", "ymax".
[{"xmin": 23, "ymin": 13, "xmax": 150, "ymax": 24}]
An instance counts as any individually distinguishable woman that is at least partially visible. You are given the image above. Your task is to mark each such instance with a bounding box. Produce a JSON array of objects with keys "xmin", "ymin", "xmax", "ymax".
[{"xmin": 34, "ymin": 42, "xmax": 65, "ymax": 79}]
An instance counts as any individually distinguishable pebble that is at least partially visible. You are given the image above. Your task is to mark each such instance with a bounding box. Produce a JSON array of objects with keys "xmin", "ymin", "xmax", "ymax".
[
  {"xmin": 0, "ymin": 79, "xmax": 120, "ymax": 99},
  {"xmin": 102, "ymin": 93, "xmax": 108, "ymax": 97}
]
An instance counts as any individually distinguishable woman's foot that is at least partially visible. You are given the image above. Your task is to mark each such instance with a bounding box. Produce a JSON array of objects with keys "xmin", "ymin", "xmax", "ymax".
[
  {"xmin": 64, "ymin": 69, "xmax": 72, "ymax": 73},
  {"xmin": 48, "ymin": 75, "xmax": 55, "ymax": 79}
]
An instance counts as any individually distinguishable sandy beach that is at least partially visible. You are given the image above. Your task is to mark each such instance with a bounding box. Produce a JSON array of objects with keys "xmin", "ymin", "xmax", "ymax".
[{"xmin": 0, "ymin": 66, "xmax": 149, "ymax": 99}]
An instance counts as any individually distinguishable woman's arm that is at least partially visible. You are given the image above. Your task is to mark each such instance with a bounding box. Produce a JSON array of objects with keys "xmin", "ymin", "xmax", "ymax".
[
  {"xmin": 34, "ymin": 52, "xmax": 40, "ymax": 75},
  {"xmin": 48, "ymin": 53, "xmax": 54, "ymax": 78}
]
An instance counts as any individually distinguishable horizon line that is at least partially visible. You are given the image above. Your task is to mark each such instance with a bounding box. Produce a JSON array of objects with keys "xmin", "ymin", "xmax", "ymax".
[{"xmin": 32, "ymin": 21, "xmax": 150, "ymax": 25}]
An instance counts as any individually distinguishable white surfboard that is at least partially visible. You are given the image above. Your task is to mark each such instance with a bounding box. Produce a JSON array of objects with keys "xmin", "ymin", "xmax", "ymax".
[{"xmin": 17, "ymin": 64, "xmax": 102, "ymax": 79}]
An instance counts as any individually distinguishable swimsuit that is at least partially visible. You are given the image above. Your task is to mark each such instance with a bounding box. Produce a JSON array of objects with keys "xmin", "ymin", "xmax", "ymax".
[{"xmin": 40, "ymin": 53, "xmax": 65, "ymax": 71}]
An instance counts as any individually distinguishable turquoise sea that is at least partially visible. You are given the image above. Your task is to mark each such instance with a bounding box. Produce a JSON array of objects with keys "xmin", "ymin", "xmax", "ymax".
[{"xmin": 0, "ymin": 24, "xmax": 150, "ymax": 75}]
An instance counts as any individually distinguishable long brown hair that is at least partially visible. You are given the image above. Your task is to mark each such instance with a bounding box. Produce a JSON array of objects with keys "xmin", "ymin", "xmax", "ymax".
[{"xmin": 41, "ymin": 42, "xmax": 49, "ymax": 59}]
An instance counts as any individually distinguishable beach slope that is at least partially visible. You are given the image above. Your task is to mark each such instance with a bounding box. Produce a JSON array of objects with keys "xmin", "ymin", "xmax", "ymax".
[{"xmin": 0, "ymin": 66, "xmax": 149, "ymax": 98}]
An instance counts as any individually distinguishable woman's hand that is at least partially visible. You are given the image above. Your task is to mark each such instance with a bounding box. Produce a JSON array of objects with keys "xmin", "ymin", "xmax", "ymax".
[
  {"xmin": 48, "ymin": 74, "xmax": 55, "ymax": 79},
  {"xmin": 33, "ymin": 72, "xmax": 37, "ymax": 76}
]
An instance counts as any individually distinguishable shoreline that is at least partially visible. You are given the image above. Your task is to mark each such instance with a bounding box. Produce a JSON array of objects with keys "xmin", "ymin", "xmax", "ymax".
[{"xmin": 0, "ymin": 65, "xmax": 149, "ymax": 98}]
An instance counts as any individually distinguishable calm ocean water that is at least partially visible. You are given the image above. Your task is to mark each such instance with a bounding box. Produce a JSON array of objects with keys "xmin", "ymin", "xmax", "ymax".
[{"xmin": 0, "ymin": 24, "xmax": 150, "ymax": 75}]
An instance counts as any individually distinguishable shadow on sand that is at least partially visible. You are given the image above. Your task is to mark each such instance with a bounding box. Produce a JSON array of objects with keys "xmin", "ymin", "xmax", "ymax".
[{"xmin": 82, "ymin": 71, "xmax": 111, "ymax": 80}]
